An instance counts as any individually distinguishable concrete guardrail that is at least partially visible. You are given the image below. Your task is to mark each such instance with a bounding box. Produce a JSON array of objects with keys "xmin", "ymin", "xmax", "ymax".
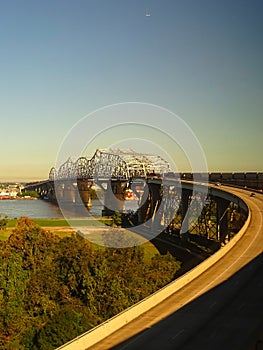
[{"xmin": 57, "ymin": 194, "xmax": 250, "ymax": 350}]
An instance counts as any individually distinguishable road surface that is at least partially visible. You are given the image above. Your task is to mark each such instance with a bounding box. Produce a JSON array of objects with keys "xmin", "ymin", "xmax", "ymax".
[{"xmin": 88, "ymin": 186, "xmax": 263, "ymax": 350}]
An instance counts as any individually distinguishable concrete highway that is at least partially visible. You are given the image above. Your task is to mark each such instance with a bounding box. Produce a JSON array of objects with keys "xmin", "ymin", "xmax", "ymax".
[{"xmin": 88, "ymin": 186, "xmax": 263, "ymax": 350}]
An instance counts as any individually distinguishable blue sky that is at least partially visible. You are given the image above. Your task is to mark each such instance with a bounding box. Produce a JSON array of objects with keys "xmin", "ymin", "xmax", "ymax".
[{"xmin": 0, "ymin": 0, "xmax": 262, "ymax": 180}]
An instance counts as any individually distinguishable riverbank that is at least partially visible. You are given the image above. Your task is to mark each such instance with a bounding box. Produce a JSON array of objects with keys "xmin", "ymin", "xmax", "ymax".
[
  {"xmin": 0, "ymin": 226, "xmax": 75, "ymax": 240},
  {"xmin": 0, "ymin": 197, "xmax": 37, "ymax": 200},
  {"xmin": 6, "ymin": 217, "xmax": 112, "ymax": 228},
  {"xmin": 0, "ymin": 217, "xmax": 112, "ymax": 241}
]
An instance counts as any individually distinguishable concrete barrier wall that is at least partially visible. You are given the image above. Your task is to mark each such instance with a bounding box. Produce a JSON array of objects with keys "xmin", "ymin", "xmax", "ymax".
[{"xmin": 57, "ymin": 197, "xmax": 250, "ymax": 350}]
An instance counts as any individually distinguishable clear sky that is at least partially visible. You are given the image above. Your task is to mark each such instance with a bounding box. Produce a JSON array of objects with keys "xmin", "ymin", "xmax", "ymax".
[{"xmin": 0, "ymin": 0, "xmax": 262, "ymax": 181}]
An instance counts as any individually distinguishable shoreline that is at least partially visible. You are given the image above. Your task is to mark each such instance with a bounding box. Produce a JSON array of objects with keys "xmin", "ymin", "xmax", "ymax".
[
  {"xmin": 6, "ymin": 217, "xmax": 112, "ymax": 228},
  {"xmin": 0, "ymin": 197, "xmax": 38, "ymax": 201}
]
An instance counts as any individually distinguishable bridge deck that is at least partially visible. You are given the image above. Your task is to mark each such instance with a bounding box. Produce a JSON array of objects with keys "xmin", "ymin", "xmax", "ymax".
[{"xmin": 88, "ymin": 186, "xmax": 263, "ymax": 350}]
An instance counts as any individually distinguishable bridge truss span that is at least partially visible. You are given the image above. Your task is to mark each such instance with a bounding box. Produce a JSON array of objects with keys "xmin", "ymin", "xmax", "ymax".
[{"xmin": 49, "ymin": 148, "xmax": 170, "ymax": 182}]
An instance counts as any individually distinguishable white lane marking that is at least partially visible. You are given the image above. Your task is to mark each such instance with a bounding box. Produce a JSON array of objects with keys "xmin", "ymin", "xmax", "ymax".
[
  {"xmin": 209, "ymin": 301, "xmax": 217, "ymax": 309},
  {"xmin": 171, "ymin": 329, "xmax": 185, "ymax": 340},
  {"xmin": 188, "ymin": 196, "xmax": 263, "ymax": 302},
  {"xmin": 237, "ymin": 303, "xmax": 246, "ymax": 311}
]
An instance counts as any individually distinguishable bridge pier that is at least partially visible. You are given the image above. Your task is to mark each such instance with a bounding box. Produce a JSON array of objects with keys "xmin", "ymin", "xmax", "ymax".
[
  {"xmin": 62, "ymin": 181, "xmax": 76, "ymax": 204},
  {"xmin": 47, "ymin": 181, "xmax": 56, "ymax": 202},
  {"xmin": 149, "ymin": 184, "xmax": 161, "ymax": 217},
  {"xmin": 137, "ymin": 182, "xmax": 163, "ymax": 229},
  {"xmin": 148, "ymin": 183, "xmax": 163, "ymax": 230},
  {"xmin": 137, "ymin": 185, "xmax": 150, "ymax": 224},
  {"xmin": 76, "ymin": 180, "xmax": 92, "ymax": 208},
  {"xmin": 55, "ymin": 183, "xmax": 65, "ymax": 202},
  {"xmin": 216, "ymin": 197, "xmax": 230, "ymax": 244},
  {"xmin": 102, "ymin": 181, "xmax": 127, "ymax": 216},
  {"xmin": 180, "ymin": 189, "xmax": 193, "ymax": 240}
]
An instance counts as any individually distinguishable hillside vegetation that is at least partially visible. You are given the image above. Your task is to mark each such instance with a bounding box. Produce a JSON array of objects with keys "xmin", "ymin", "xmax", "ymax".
[{"xmin": 0, "ymin": 218, "xmax": 181, "ymax": 349}]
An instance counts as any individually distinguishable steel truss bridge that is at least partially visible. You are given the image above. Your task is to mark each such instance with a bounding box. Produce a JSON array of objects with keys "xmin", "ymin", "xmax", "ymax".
[
  {"xmin": 25, "ymin": 148, "xmax": 253, "ymax": 245},
  {"xmin": 48, "ymin": 148, "xmax": 170, "ymax": 181}
]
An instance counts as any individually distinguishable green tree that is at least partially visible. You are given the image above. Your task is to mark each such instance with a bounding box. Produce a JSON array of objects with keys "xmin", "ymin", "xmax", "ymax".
[
  {"xmin": 0, "ymin": 214, "xmax": 8, "ymax": 230},
  {"xmin": 18, "ymin": 190, "xmax": 39, "ymax": 198},
  {"xmin": 8, "ymin": 217, "xmax": 58, "ymax": 271},
  {"xmin": 0, "ymin": 216, "xmax": 182, "ymax": 349},
  {"xmin": 28, "ymin": 308, "xmax": 87, "ymax": 350},
  {"xmin": 0, "ymin": 249, "xmax": 29, "ymax": 347},
  {"xmin": 112, "ymin": 211, "xmax": 122, "ymax": 227},
  {"xmin": 146, "ymin": 252, "xmax": 181, "ymax": 291}
]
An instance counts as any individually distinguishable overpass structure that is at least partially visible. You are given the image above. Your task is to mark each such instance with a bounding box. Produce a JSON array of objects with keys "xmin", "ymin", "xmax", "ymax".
[
  {"xmin": 57, "ymin": 185, "xmax": 263, "ymax": 350},
  {"xmin": 24, "ymin": 148, "xmax": 254, "ymax": 243}
]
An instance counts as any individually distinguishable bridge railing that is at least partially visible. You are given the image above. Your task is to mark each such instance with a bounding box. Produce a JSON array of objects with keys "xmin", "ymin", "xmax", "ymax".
[{"xmin": 55, "ymin": 186, "xmax": 250, "ymax": 350}]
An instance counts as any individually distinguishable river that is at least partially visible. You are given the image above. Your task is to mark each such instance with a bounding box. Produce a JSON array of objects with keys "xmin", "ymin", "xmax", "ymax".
[{"xmin": 0, "ymin": 199, "xmax": 139, "ymax": 219}]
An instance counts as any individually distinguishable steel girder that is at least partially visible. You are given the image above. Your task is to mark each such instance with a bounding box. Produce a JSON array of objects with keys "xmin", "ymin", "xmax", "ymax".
[
  {"xmin": 52, "ymin": 148, "xmax": 170, "ymax": 181},
  {"xmin": 49, "ymin": 167, "xmax": 57, "ymax": 181}
]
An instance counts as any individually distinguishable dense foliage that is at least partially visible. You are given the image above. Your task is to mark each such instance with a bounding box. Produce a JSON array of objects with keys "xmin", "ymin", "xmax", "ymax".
[
  {"xmin": 0, "ymin": 214, "xmax": 8, "ymax": 230},
  {"xmin": 0, "ymin": 218, "xmax": 181, "ymax": 349},
  {"xmin": 17, "ymin": 191, "xmax": 39, "ymax": 199}
]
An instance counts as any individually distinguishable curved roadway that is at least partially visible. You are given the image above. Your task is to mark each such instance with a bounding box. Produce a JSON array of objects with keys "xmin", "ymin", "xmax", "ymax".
[{"xmin": 88, "ymin": 186, "xmax": 263, "ymax": 350}]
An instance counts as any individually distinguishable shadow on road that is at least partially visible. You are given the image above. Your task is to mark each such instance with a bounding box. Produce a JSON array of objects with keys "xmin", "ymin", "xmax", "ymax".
[{"xmin": 114, "ymin": 253, "xmax": 263, "ymax": 350}]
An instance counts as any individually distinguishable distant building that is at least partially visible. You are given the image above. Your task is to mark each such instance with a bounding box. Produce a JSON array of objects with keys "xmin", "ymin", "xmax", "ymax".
[{"xmin": 0, "ymin": 191, "xmax": 10, "ymax": 199}]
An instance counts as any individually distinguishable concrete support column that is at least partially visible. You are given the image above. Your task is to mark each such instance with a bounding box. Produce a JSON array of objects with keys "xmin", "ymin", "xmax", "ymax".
[
  {"xmin": 137, "ymin": 183, "xmax": 163, "ymax": 226},
  {"xmin": 149, "ymin": 184, "xmax": 162, "ymax": 218},
  {"xmin": 216, "ymin": 197, "xmax": 230, "ymax": 244},
  {"xmin": 137, "ymin": 186, "xmax": 150, "ymax": 224},
  {"xmin": 148, "ymin": 184, "xmax": 163, "ymax": 231},
  {"xmin": 180, "ymin": 189, "xmax": 192, "ymax": 239},
  {"xmin": 76, "ymin": 180, "xmax": 92, "ymax": 208},
  {"xmin": 47, "ymin": 182, "xmax": 57, "ymax": 202},
  {"xmin": 103, "ymin": 181, "xmax": 127, "ymax": 216},
  {"xmin": 47, "ymin": 189, "xmax": 56, "ymax": 202},
  {"xmin": 55, "ymin": 183, "xmax": 64, "ymax": 202},
  {"xmin": 62, "ymin": 181, "xmax": 76, "ymax": 203}
]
